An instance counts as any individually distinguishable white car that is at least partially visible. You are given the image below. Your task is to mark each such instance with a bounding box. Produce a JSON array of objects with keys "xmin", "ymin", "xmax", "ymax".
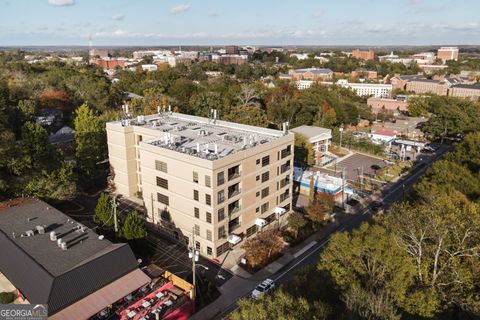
[{"xmin": 251, "ymin": 278, "xmax": 275, "ymax": 299}]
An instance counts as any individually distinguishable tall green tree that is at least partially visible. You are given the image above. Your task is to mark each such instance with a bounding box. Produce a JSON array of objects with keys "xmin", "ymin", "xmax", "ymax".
[
  {"xmin": 223, "ymin": 105, "xmax": 268, "ymax": 127},
  {"xmin": 73, "ymin": 104, "xmax": 107, "ymax": 180},
  {"xmin": 93, "ymin": 193, "xmax": 114, "ymax": 228},
  {"xmin": 319, "ymin": 223, "xmax": 417, "ymax": 319},
  {"xmin": 121, "ymin": 210, "xmax": 147, "ymax": 240},
  {"xmin": 287, "ymin": 212, "xmax": 308, "ymax": 238},
  {"xmin": 294, "ymin": 133, "xmax": 314, "ymax": 167}
]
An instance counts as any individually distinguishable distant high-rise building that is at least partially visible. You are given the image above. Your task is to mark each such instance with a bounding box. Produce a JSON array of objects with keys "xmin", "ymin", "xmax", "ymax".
[
  {"xmin": 437, "ymin": 47, "xmax": 459, "ymax": 62},
  {"xmin": 225, "ymin": 45, "xmax": 239, "ymax": 55},
  {"xmin": 351, "ymin": 49, "xmax": 375, "ymax": 61}
]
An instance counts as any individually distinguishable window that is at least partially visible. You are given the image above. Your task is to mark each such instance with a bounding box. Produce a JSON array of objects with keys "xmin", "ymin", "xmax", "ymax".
[
  {"xmin": 256, "ymin": 159, "xmax": 260, "ymax": 165},
  {"xmin": 155, "ymin": 160, "xmax": 167, "ymax": 173},
  {"xmin": 194, "ymin": 207, "xmax": 200, "ymax": 219},
  {"xmin": 195, "ymin": 241, "xmax": 200, "ymax": 251},
  {"xmin": 194, "ymin": 224, "xmax": 200, "ymax": 236},
  {"xmin": 261, "ymin": 187, "xmax": 269, "ymax": 199},
  {"xmin": 207, "ymin": 246, "xmax": 213, "ymax": 255},
  {"xmin": 206, "ymin": 212, "xmax": 212, "ymax": 223},
  {"xmin": 194, "ymin": 190, "xmax": 199, "ymax": 201},
  {"xmin": 262, "ymin": 155, "xmax": 270, "ymax": 167},
  {"xmin": 206, "ymin": 194, "xmax": 212, "ymax": 206},
  {"xmin": 218, "ymin": 226, "xmax": 226, "ymax": 239},
  {"xmin": 281, "ymin": 145, "xmax": 292, "ymax": 159},
  {"xmin": 246, "ymin": 225, "xmax": 257, "ymax": 237},
  {"xmin": 205, "ymin": 175, "xmax": 211, "ymax": 187},
  {"xmin": 261, "ymin": 171, "xmax": 269, "ymax": 183},
  {"xmin": 156, "ymin": 177, "xmax": 168, "ymax": 189},
  {"xmin": 206, "ymin": 230, "xmax": 212, "ymax": 241},
  {"xmin": 261, "ymin": 202, "xmax": 269, "ymax": 213},
  {"xmin": 256, "ymin": 207, "xmax": 260, "ymax": 213},
  {"xmin": 157, "ymin": 193, "xmax": 169, "ymax": 205},
  {"xmin": 217, "ymin": 172, "xmax": 225, "ymax": 186},
  {"xmin": 193, "ymin": 171, "xmax": 199, "ymax": 183},
  {"xmin": 218, "ymin": 208, "xmax": 225, "ymax": 221},
  {"xmin": 256, "ymin": 191, "xmax": 260, "ymax": 198},
  {"xmin": 256, "ymin": 175, "xmax": 260, "ymax": 181},
  {"xmin": 217, "ymin": 190, "xmax": 225, "ymax": 204}
]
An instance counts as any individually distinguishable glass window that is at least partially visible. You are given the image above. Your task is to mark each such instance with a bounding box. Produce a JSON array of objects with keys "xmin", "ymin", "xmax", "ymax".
[
  {"xmin": 194, "ymin": 207, "xmax": 199, "ymax": 219},
  {"xmin": 156, "ymin": 177, "xmax": 168, "ymax": 189},
  {"xmin": 217, "ymin": 172, "xmax": 225, "ymax": 186},
  {"xmin": 218, "ymin": 208, "xmax": 225, "ymax": 221},
  {"xmin": 193, "ymin": 171, "xmax": 199, "ymax": 183},
  {"xmin": 155, "ymin": 160, "xmax": 167, "ymax": 173},
  {"xmin": 206, "ymin": 212, "xmax": 212, "ymax": 223},
  {"xmin": 194, "ymin": 190, "xmax": 199, "ymax": 201},
  {"xmin": 218, "ymin": 190, "xmax": 225, "ymax": 204},
  {"xmin": 206, "ymin": 194, "xmax": 212, "ymax": 206}
]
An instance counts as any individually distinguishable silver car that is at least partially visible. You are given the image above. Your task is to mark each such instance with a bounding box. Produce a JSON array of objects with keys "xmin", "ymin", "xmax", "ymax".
[{"xmin": 251, "ymin": 278, "xmax": 275, "ymax": 299}]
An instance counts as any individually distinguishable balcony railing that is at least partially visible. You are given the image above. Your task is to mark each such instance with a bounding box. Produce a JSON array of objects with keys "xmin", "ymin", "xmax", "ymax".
[
  {"xmin": 228, "ymin": 188, "xmax": 241, "ymax": 198},
  {"xmin": 228, "ymin": 171, "xmax": 241, "ymax": 181},
  {"xmin": 280, "ymin": 179, "xmax": 290, "ymax": 188},
  {"xmin": 281, "ymin": 150, "xmax": 291, "ymax": 159},
  {"xmin": 280, "ymin": 165, "xmax": 291, "ymax": 174},
  {"xmin": 228, "ymin": 222, "xmax": 241, "ymax": 232},
  {"xmin": 280, "ymin": 193, "xmax": 290, "ymax": 202},
  {"xmin": 228, "ymin": 205, "xmax": 241, "ymax": 216}
]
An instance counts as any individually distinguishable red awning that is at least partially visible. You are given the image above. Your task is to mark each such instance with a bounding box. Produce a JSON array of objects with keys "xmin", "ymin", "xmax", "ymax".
[{"xmin": 50, "ymin": 269, "xmax": 150, "ymax": 320}]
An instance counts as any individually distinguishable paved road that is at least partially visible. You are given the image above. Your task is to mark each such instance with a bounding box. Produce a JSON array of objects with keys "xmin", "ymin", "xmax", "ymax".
[{"xmin": 212, "ymin": 144, "xmax": 451, "ymax": 319}]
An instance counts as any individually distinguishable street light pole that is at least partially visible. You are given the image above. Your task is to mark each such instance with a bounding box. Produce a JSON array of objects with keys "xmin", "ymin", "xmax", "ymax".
[{"xmin": 341, "ymin": 167, "xmax": 346, "ymax": 209}]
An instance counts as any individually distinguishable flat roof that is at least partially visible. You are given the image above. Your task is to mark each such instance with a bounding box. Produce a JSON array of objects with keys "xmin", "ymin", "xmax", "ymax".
[
  {"xmin": 0, "ymin": 198, "xmax": 141, "ymax": 315},
  {"xmin": 291, "ymin": 125, "xmax": 332, "ymax": 142},
  {"xmin": 110, "ymin": 112, "xmax": 292, "ymax": 161}
]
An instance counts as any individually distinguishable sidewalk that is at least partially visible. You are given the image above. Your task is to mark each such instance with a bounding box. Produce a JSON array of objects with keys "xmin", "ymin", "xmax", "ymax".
[{"xmin": 190, "ymin": 216, "xmax": 346, "ymax": 320}]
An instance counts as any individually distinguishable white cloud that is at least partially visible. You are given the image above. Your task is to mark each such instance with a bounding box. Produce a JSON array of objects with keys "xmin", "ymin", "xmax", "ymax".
[
  {"xmin": 111, "ymin": 14, "xmax": 125, "ymax": 21},
  {"xmin": 48, "ymin": 0, "xmax": 75, "ymax": 6},
  {"xmin": 170, "ymin": 3, "xmax": 191, "ymax": 14},
  {"xmin": 208, "ymin": 11, "xmax": 219, "ymax": 17}
]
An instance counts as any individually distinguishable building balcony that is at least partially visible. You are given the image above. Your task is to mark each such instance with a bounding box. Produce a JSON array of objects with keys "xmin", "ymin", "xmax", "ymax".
[
  {"xmin": 228, "ymin": 205, "xmax": 241, "ymax": 216},
  {"xmin": 281, "ymin": 150, "xmax": 291, "ymax": 159},
  {"xmin": 280, "ymin": 165, "xmax": 291, "ymax": 174},
  {"xmin": 280, "ymin": 178, "xmax": 290, "ymax": 189},
  {"xmin": 228, "ymin": 172, "xmax": 241, "ymax": 181},
  {"xmin": 280, "ymin": 193, "xmax": 290, "ymax": 202}
]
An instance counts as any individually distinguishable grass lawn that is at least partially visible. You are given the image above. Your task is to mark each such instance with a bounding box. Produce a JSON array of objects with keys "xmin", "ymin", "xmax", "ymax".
[{"xmin": 377, "ymin": 161, "xmax": 411, "ymax": 182}]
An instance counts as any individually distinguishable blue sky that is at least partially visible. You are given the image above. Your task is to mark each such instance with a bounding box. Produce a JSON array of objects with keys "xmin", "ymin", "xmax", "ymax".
[{"xmin": 0, "ymin": 0, "xmax": 479, "ymax": 46}]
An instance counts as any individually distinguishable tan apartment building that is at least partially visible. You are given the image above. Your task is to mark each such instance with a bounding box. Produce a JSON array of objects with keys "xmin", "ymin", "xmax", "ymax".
[
  {"xmin": 392, "ymin": 75, "xmax": 449, "ymax": 96},
  {"xmin": 367, "ymin": 97, "xmax": 408, "ymax": 114},
  {"xmin": 106, "ymin": 112, "xmax": 294, "ymax": 258},
  {"xmin": 351, "ymin": 49, "xmax": 375, "ymax": 61},
  {"xmin": 288, "ymin": 68, "xmax": 333, "ymax": 81}
]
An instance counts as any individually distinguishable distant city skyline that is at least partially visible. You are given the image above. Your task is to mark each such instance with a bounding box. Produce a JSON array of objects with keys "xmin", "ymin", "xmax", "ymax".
[{"xmin": 0, "ymin": 0, "xmax": 479, "ymax": 46}]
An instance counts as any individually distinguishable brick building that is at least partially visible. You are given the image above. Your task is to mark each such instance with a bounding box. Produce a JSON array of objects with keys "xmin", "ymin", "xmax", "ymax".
[
  {"xmin": 351, "ymin": 49, "xmax": 375, "ymax": 61},
  {"xmin": 437, "ymin": 47, "xmax": 459, "ymax": 62}
]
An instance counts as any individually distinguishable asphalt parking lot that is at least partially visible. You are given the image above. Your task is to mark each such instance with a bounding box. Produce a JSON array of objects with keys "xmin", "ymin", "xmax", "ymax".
[
  {"xmin": 332, "ymin": 153, "xmax": 385, "ymax": 181},
  {"xmin": 115, "ymin": 197, "xmax": 233, "ymax": 288}
]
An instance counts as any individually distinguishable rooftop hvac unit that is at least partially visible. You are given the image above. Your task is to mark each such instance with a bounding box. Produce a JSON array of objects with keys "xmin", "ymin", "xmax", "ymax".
[
  {"xmin": 26, "ymin": 230, "xmax": 34, "ymax": 237},
  {"xmin": 57, "ymin": 238, "xmax": 63, "ymax": 247},
  {"xmin": 61, "ymin": 242, "xmax": 67, "ymax": 250},
  {"xmin": 36, "ymin": 225, "xmax": 45, "ymax": 234},
  {"xmin": 50, "ymin": 231, "xmax": 57, "ymax": 241}
]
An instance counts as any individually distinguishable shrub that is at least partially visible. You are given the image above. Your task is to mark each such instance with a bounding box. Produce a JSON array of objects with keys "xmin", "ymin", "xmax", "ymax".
[{"xmin": 0, "ymin": 292, "xmax": 15, "ymax": 304}]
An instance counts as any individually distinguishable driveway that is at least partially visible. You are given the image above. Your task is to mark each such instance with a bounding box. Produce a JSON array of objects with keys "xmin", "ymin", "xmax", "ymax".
[{"xmin": 332, "ymin": 153, "xmax": 385, "ymax": 181}]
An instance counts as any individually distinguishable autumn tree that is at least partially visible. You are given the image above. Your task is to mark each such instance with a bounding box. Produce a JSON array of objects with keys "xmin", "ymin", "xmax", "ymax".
[
  {"xmin": 306, "ymin": 192, "xmax": 335, "ymax": 225},
  {"xmin": 223, "ymin": 105, "xmax": 268, "ymax": 127},
  {"xmin": 243, "ymin": 228, "xmax": 284, "ymax": 269},
  {"xmin": 314, "ymin": 101, "xmax": 337, "ymax": 128}
]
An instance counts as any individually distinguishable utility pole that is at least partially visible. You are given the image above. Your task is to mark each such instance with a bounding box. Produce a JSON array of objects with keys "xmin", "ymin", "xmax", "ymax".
[
  {"xmin": 188, "ymin": 227, "xmax": 199, "ymax": 301},
  {"xmin": 112, "ymin": 195, "xmax": 118, "ymax": 233},
  {"xmin": 360, "ymin": 166, "xmax": 364, "ymax": 193},
  {"xmin": 339, "ymin": 124, "xmax": 344, "ymax": 149},
  {"xmin": 341, "ymin": 167, "xmax": 346, "ymax": 209},
  {"xmin": 150, "ymin": 193, "xmax": 154, "ymax": 225}
]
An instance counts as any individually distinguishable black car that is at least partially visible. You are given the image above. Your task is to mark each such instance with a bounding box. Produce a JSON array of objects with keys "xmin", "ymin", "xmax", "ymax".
[{"xmin": 370, "ymin": 201, "xmax": 383, "ymax": 214}]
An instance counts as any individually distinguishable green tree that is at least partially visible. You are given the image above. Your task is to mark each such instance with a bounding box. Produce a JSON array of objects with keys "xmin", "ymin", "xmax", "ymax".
[
  {"xmin": 231, "ymin": 289, "xmax": 330, "ymax": 320},
  {"xmin": 223, "ymin": 105, "xmax": 268, "ymax": 127},
  {"xmin": 121, "ymin": 210, "xmax": 147, "ymax": 240},
  {"xmin": 294, "ymin": 133, "xmax": 314, "ymax": 167},
  {"xmin": 382, "ymin": 194, "xmax": 480, "ymax": 316},
  {"xmin": 73, "ymin": 104, "xmax": 107, "ymax": 180},
  {"xmin": 93, "ymin": 193, "xmax": 114, "ymax": 228},
  {"xmin": 319, "ymin": 223, "xmax": 417, "ymax": 319},
  {"xmin": 287, "ymin": 212, "xmax": 308, "ymax": 238},
  {"xmin": 407, "ymin": 96, "xmax": 429, "ymax": 117}
]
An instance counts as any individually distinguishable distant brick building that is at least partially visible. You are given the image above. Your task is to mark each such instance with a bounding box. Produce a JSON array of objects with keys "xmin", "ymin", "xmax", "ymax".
[
  {"xmin": 225, "ymin": 45, "xmax": 240, "ymax": 55},
  {"xmin": 391, "ymin": 75, "xmax": 449, "ymax": 96},
  {"xmin": 288, "ymin": 68, "xmax": 333, "ymax": 81},
  {"xmin": 351, "ymin": 70, "xmax": 378, "ymax": 80},
  {"xmin": 351, "ymin": 49, "xmax": 375, "ymax": 61},
  {"xmin": 449, "ymin": 83, "xmax": 480, "ymax": 101},
  {"xmin": 437, "ymin": 47, "xmax": 459, "ymax": 62},
  {"xmin": 94, "ymin": 58, "xmax": 126, "ymax": 69},
  {"xmin": 367, "ymin": 97, "xmax": 408, "ymax": 114}
]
